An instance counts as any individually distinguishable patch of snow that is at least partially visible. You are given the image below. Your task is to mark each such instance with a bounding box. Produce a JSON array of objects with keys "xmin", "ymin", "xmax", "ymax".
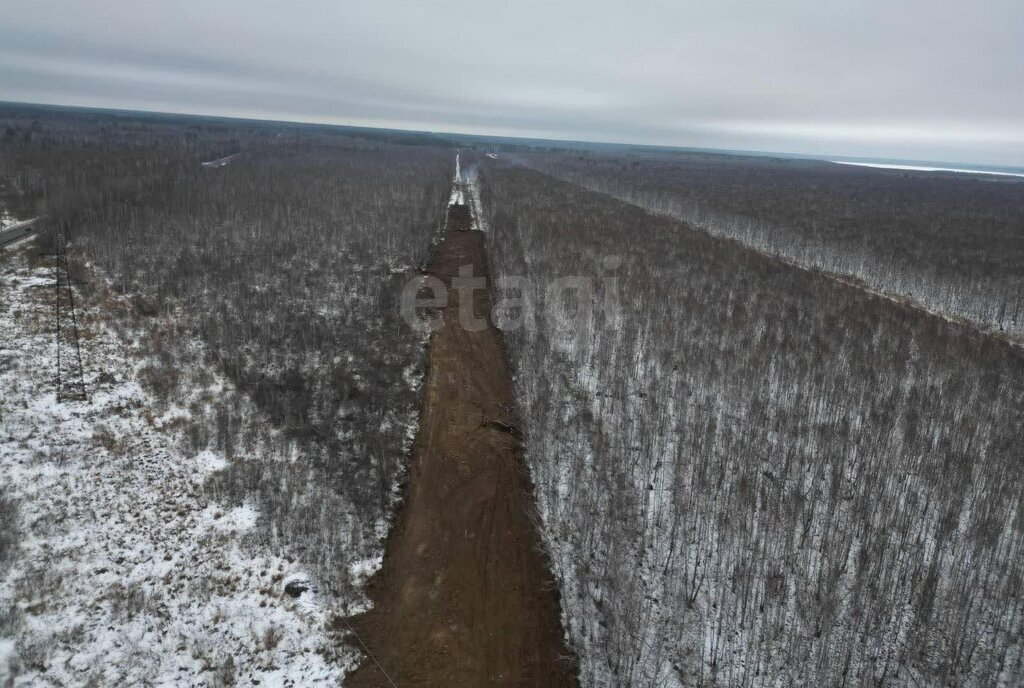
[
  {"xmin": 201, "ymin": 153, "xmax": 239, "ymax": 168},
  {"xmin": 194, "ymin": 448, "xmax": 229, "ymax": 474},
  {"xmin": 203, "ymin": 502, "xmax": 259, "ymax": 533},
  {"xmin": 402, "ymin": 363, "xmax": 423, "ymax": 392},
  {"xmin": 462, "ymin": 165, "xmax": 488, "ymax": 233},
  {"xmin": 448, "ymin": 186, "xmax": 466, "ymax": 206},
  {"xmin": 0, "ymin": 638, "xmax": 14, "ymax": 687},
  {"xmin": 0, "ymin": 210, "xmax": 20, "ymax": 230},
  {"xmin": 348, "ymin": 556, "xmax": 382, "ymax": 588}
]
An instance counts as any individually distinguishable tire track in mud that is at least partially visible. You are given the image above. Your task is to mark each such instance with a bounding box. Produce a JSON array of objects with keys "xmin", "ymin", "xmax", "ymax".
[{"xmin": 343, "ymin": 201, "xmax": 578, "ymax": 686}]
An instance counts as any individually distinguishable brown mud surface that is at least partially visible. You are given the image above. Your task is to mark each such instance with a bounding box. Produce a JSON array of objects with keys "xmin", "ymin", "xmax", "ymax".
[{"xmin": 343, "ymin": 200, "xmax": 578, "ymax": 687}]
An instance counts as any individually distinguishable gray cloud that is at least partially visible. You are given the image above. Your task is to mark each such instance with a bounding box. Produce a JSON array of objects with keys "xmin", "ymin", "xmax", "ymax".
[{"xmin": 1, "ymin": 0, "xmax": 1022, "ymax": 165}]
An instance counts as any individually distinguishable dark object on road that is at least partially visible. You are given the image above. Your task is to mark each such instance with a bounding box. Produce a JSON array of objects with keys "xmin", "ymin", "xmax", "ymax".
[
  {"xmin": 481, "ymin": 419, "xmax": 523, "ymax": 441},
  {"xmin": 284, "ymin": 579, "xmax": 310, "ymax": 598},
  {"xmin": 447, "ymin": 202, "xmax": 473, "ymax": 231}
]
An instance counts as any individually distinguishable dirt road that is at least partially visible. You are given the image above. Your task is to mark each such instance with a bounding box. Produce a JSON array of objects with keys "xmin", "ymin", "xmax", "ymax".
[
  {"xmin": 0, "ymin": 218, "xmax": 38, "ymax": 248},
  {"xmin": 343, "ymin": 200, "xmax": 577, "ymax": 687}
]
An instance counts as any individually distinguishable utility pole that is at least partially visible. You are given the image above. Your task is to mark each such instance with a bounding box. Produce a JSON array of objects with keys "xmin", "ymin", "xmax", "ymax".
[{"xmin": 52, "ymin": 222, "xmax": 88, "ymax": 402}]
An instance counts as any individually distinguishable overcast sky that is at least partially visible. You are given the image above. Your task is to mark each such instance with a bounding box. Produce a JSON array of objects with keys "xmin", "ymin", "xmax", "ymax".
[{"xmin": 1, "ymin": 0, "xmax": 1022, "ymax": 165}]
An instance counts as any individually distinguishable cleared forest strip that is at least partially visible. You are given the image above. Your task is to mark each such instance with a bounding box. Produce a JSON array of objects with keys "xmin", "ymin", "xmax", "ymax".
[
  {"xmin": 0, "ymin": 218, "xmax": 37, "ymax": 247},
  {"xmin": 343, "ymin": 198, "xmax": 577, "ymax": 686},
  {"xmin": 515, "ymin": 159, "xmax": 1024, "ymax": 349},
  {"xmin": 741, "ymin": 234, "xmax": 1024, "ymax": 352}
]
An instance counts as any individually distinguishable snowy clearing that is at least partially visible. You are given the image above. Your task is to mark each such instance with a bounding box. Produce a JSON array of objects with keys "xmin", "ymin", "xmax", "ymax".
[{"xmin": 0, "ymin": 248, "xmax": 348, "ymax": 686}]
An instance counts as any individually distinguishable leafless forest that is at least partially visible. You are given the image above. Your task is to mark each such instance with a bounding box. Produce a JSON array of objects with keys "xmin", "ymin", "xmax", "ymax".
[
  {"xmin": 481, "ymin": 161, "xmax": 1024, "ymax": 687},
  {"xmin": 2, "ymin": 105, "xmax": 1023, "ymax": 687},
  {"xmin": 2, "ymin": 106, "xmax": 452, "ymax": 600},
  {"xmin": 515, "ymin": 150, "xmax": 1024, "ymax": 342}
]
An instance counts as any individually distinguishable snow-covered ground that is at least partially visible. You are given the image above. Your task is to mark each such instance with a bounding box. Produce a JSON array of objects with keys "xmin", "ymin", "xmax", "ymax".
[
  {"xmin": 0, "ymin": 248, "xmax": 349, "ymax": 686},
  {"xmin": 448, "ymin": 154, "xmax": 469, "ymax": 207},
  {"xmin": 456, "ymin": 164, "xmax": 488, "ymax": 233}
]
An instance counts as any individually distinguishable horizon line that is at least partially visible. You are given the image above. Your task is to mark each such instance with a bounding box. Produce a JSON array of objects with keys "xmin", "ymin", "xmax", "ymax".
[{"xmin": 3, "ymin": 98, "xmax": 1023, "ymax": 175}]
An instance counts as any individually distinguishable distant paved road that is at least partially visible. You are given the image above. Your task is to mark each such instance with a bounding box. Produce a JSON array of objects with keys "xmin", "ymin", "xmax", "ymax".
[{"xmin": 0, "ymin": 218, "xmax": 38, "ymax": 248}]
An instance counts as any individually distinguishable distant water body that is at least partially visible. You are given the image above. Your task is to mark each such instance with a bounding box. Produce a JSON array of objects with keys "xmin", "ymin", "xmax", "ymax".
[{"xmin": 832, "ymin": 160, "xmax": 1024, "ymax": 178}]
